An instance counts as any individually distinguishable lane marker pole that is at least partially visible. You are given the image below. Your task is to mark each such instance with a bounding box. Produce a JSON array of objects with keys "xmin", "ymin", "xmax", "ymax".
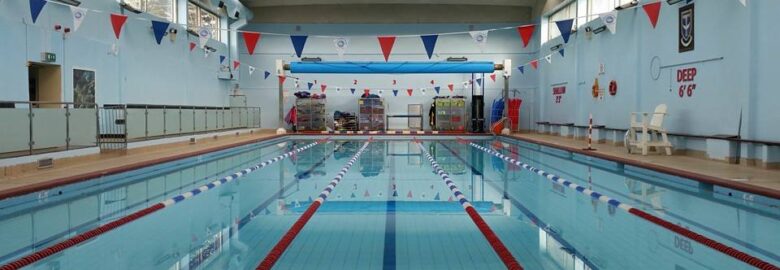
[
  {"xmin": 256, "ymin": 141, "xmax": 371, "ymax": 270},
  {"xmin": 0, "ymin": 140, "xmax": 326, "ymax": 270},
  {"xmin": 416, "ymin": 142, "xmax": 523, "ymax": 270},
  {"xmin": 470, "ymin": 142, "xmax": 779, "ymax": 270}
]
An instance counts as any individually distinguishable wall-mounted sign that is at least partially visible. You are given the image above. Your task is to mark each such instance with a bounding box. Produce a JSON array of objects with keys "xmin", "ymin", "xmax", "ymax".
[
  {"xmin": 679, "ymin": 4, "xmax": 695, "ymax": 53},
  {"xmin": 552, "ymin": 86, "xmax": 566, "ymax": 104},
  {"xmin": 676, "ymin": 67, "xmax": 697, "ymax": 98}
]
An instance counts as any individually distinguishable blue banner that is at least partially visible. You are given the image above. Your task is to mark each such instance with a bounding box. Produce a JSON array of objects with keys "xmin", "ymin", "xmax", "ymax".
[
  {"xmin": 559, "ymin": 48, "xmax": 565, "ymax": 57},
  {"xmin": 219, "ymin": 55, "xmax": 226, "ymax": 64},
  {"xmin": 393, "ymin": 89, "xmax": 399, "ymax": 96},
  {"xmin": 556, "ymin": 19, "xmax": 574, "ymax": 43},
  {"xmin": 518, "ymin": 66, "xmax": 524, "ymax": 74},
  {"xmin": 30, "ymin": 0, "xmax": 47, "ymax": 24},
  {"xmin": 290, "ymin": 35, "xmax": 308, "ymax": 58},
  {"xmin": 420, "ymin": 35, "xmax": 438, "ymax": 59},
  {"xmin": 264, "ymin": 71, "xmax": 271, "ymax": 79},
  {"xmin": 151, "ymin": 20, "xmax": 169, "ymax": 45}
]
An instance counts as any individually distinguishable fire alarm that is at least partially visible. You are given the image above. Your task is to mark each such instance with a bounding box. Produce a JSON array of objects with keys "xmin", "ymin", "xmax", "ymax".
[{"xmin": 609, "ymin": 80, "xmax": 617, "ymax": 96}]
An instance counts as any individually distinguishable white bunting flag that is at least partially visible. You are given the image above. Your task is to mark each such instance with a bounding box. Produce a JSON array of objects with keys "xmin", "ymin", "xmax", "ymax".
[
  {"xmin": 248, "ymin": 65, "xmax": 256, "ymax": 76},
  {"xmin": 334, "ymin": 37, "xmax": 349, "ymax": 58},
  {"xmin": 738, "ymin": 0, "xmax": 746, "ymax": 6},
  {"xmin": 197, "ymin": 26, "xmax": 211, "ymax": 48},
  {"xmin": 545, "ymin": 54, "xmax": 552, "ymax": 64},
  {"xmin": 469, "ymin": 30, "xmax": 489, "ymax": 51},
  {"xmin": 70, "ymin": 6, "xmax": 87, "ymax": 32},
  {"xmin": 600, "ymin": 10, "xmax": 618, "ymax": 34}
]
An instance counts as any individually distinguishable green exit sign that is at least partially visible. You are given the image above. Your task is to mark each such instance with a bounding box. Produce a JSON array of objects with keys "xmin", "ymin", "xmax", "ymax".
[{"xmin": 41, "ymin": 52, "xmax": 56, "ymax": 63}]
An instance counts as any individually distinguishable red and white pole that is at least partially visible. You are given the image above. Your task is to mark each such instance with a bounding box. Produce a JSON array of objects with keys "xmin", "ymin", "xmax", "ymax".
[{"xmin": 584, "ymin": 113, "xmax": 596, "ymax": 151}]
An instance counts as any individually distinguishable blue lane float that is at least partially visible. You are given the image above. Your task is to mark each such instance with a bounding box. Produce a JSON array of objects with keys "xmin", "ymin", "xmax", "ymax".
[{"xmin": 288, "ymin": 61, "xmax": 497, "ymax": 74}]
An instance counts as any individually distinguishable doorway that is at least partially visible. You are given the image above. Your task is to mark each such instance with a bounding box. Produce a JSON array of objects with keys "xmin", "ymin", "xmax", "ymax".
[{"xmin": 28, "ymin": 63, "xmax": 62, "ymax": 108}]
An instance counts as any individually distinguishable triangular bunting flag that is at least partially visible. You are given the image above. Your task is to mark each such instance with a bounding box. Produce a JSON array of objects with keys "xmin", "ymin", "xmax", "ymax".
[
  {"xmin": 364, "ymin": 190, "xmax": 370, "ymax": 197},
  {"xmin": 490, "ymin": 74, "xmax": 496, "ymax": 82},
  {"xmin": 545, "ymin": 54, "xmax": 552, "ymax": 64},
  {"xmin": 420, "ymin": 35, "xmax": 438, "ymax": 59},
  {"xmin": 530, "ymin": 60, "xmax": 539, "ymax": 70},
  {"xmin": 264, "ymin": 71, "xmax": 271, "ymax": 79},
  {"xmin": 219, "ymin": 55, "xmax": 226, "ymax": 64},
  {"xmin": 233, "ymin": 60, "xmax": 240, "ymax": 70},
  {"xmin": 70, "ymin": 6, "xmax": 87, "ymax": 32},
  {"xmin": 430, "ymin": 80, "xmax": 435, "ymax": 85},
  {"xmin": 336, "ymin": 87, "xmax": 341, "ymax": 92},
  {"xmin": 392, "ymin": 79, "xmax": 397, "ymax": 85},
  {"xmin": 559, "ymin": 49, "xmax": 565, "ymax": 57},
  {"xmin": 421, "ymin": 88, "xmax": 426, "ymax": 95},
  {"xmin": 29, "ymin": 0, "xmax": 47, "ymax": 24},
  {"xmin": 378, "ymin": 36, "xmax": 396, "ymax": 62},
  {"xmin": 434, "ymin": 86, "xmax": 441, "ymax": 94},
  {"xmin": 407, "ymin": 89, "xmax": 413, "ymax": 96},
  {"xmin": 189, "ymin": 42, "xmax": 196, "ymax": 51},
  {"xmin": 448, "ymin": 83, "xmax": 454, "ymax": 92},
  {"xmin": 110, "ymin": 14, "xmax": 128, "ymax": 40},
  {"xmin": 469, "ymin": 30, "xmax": 489, "ymax": 51},
  {"xmin": 350, "ymin": 88, "xmax": 356, "ymax": 94},
  {"xmin": 393, "ymin": 190, "xmax": 398, "ymax": 197},
  {"xmin": 151, "ymin": 20, "xmax": 170, "ymax": 45},
  {"xmin": 555, "ymin": 19, "xmax": 574, "ymax": 43},
  {"xmin": 242, "ymin": 32, "xmax": 261, "ymax": 55},
  {"xmin": 197, "ymin": 26, "xmax": 210, "ymax": 48},
  {"xmin": 518, "ymin": 66, "xmax": 524, "ymax": 74},
  {"xmin": 448, "ymin": 196, "xmax": 454, "ymax": 202},
  {"xmin": 248, "ymin": 66, "xmax": 256, "ymax": 76},
  {"xmin": 393, "ymin": 89, "xmax": 399, "ymax": 96},
  {"xmin": 642, "ymin": 1, "xmax": 662, "ymax": 29},
  {"xmin": 433, "ymin": 192, "xmax": 440, "ymax": 201},
  {"xmin": 320, "ymin": 84, "xmax": 327, "ymax": 93},
  {"xmin": 600, "ymin": 10, "xmax": 618, "ymax": 34},
  {"xmin": 516, "ymin": 25, "xmax": 535, "ymax": 47},
  {"xmin": 353, "ymin": 79, "xmax": 358, "ymax": 85},
  {"xmin": 476, "ymin": 78, "xmax": 483, "ymax": 87},
  {"xmin": 334, "ymin": 37, "xmax": 349, "ymax": 58},
  {"xmin": 290, "ymin": 35, "xmax": 308, "ymax": 58},
  {"xmin": 738, "ymin": 0, "xmax": 746, "ymax": 6},
  {"xmin": 351, "ymin": 192, "xmax": 356, "ymax": 198},
  {"xmin": 378, "ymin": 90, "xmax": 384, "ymax": 96},
  {"xmin": 407, "ymin": 190, "xmax": 413, "ymax": 198},
  {"xmin": 307, "ymin": 82, "xmax": 314, "ymax": 90},
  {"xmin": 278, "ymin": 76, "xmax": 287, "ymax": 85}
]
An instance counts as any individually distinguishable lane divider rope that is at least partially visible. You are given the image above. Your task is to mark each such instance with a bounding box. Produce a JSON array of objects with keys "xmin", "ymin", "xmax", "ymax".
[
  {"xmin": 0, "ymin": 139, "xmax": 328, "ymax": 270},
  {"xmin": 256, "ymin": 140, "xmax": 371, "ymax": 270},
  {"xmin": 415, "ymin": 141, "xmax": 523, "ymax": 270},
  {"xmin": 468, "ymin": 141, "xmax": 779, "ymax": 270}
]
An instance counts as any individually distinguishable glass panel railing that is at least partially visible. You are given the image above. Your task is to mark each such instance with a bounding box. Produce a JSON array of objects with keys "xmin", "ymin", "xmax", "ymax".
[
  {"xmin": 164, "ymin": 107, "xmax": 181, "ymax": 135},
  {"xmin": 146, "ymin": 109, "xmax": 165, "ymax": 137},
  {"xmin": 180, "ymin": 109, "xmax": 195, "ymax": 134},
  {"xmin": 0, "ymin": 108, "xmax": 32, "ymax": 154},
  {"xmin": 125, "ymin": 108, "xmax": 147, "ymax": 140},
  {"xmin": 69, "ymin": 108, "xmax": 97, "ymax": 148}
]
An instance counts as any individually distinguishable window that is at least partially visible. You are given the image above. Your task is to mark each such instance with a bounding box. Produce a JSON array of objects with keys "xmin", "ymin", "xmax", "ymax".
[
  {"xmin": 587, "ymin": 0, "xmax": 635, "ymax": 21},
  {"xmin": 187, "ymin": 2, "xmax": 221, "ymax": 41},
  {"xmin": 547, "ymin": 2, "xmax": 577, "ymax": 41},
  {"xmin": 123, "ymin": 0, "xmax": 176, "ymax": 22}
]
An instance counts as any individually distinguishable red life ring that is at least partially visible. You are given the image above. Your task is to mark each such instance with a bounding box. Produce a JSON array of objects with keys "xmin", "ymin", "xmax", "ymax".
[{"xmin": 609, "ymin": 80, "xmax": 617, "ymax": 96}]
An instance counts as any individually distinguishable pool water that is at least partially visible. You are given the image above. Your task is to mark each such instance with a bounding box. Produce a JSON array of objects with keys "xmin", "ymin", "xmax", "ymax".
[{"xmin": 1, "ymin": 136, "xmax": 778, "ymax": 270}]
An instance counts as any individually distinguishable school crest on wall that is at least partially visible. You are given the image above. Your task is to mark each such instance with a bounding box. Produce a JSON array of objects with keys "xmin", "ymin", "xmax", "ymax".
[{"xmin": 679, "ymin": 4, "xmax": 694, "ymax": 53}]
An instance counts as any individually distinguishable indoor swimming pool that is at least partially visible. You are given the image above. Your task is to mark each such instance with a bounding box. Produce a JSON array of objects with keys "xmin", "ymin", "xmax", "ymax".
[{"xmin": 0, "ymin": 136, "xmax": 778, "ymax": 270}]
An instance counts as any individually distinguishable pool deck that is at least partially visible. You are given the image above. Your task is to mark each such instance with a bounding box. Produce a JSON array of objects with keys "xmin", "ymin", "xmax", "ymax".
[
  {"xmin": 507, "ymin": 133, "xmax": 780, "ymax": 198},
  {"xmin": 0, "ymin": 130, "xmax": 280, "ymax": 200}
]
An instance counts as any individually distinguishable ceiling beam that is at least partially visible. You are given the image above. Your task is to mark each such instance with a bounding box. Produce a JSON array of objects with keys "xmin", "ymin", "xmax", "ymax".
[{"xmin": 243, "ymin": 0, "xmax": 536, "ymax": 7}]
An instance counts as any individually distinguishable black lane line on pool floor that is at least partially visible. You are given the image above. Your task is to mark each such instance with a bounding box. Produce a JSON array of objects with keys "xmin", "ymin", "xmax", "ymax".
[
  {"xmin": 494, "ymin": 143, "xmax": 780, "ymax": 263},
  {"xmin": 438, "ymin": 141, "xmax": 599, "ymax": 270},
  {"xmin": 383, "ymin": 144, "xmax": 397, "ymax": 270}
]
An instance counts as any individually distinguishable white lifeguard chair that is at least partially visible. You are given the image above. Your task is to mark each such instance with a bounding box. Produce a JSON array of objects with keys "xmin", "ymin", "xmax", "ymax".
[{"xmin": 624, "ymin": 104, "xmax": 673, "ymax": 156}]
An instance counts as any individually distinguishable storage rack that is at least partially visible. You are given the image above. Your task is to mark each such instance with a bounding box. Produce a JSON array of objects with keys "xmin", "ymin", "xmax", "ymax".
[
  {"xmin": 295, "ymin": 98, "xmax": 327, "ymax": 131},
  {"xmin": 434, "ymin": 97, "xmax": 467, "ymax": 131},
  {"xmin": 358, "ymin": 97, "xmax": 385, "ymax": 131}
]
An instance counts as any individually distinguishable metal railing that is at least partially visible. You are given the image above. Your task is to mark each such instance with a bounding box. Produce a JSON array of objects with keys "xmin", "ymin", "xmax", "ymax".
[
  {"xmin": 0, "ymin": 101, "xmax": 99, "ymax": 158},
  {"xmin": 0, "ymin": 101, "xmax": 261, "ymax": 157}
]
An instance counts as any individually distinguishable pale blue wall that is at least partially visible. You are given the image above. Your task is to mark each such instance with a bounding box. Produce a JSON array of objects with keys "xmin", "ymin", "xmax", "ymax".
[
  {"xmin": 535, "ymin": 1, "xmax": 779, "ymax": 142},
  {"xmin": 0, "ymin": 0, "xmax": 251, "ymax": 106},
  {"xmin": 237, "ymin": 23, "xmax": 540, "ymax": 129}
]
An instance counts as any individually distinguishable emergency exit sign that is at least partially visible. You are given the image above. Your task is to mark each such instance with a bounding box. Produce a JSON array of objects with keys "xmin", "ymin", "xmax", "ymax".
[{"xmin": 41, "ymin": 52, "xmax": 56, "ymax": 63}]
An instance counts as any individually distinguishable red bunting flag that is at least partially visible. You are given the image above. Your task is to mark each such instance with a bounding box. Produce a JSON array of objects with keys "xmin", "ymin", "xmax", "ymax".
[
  {"xmin": 353, "ymin": 79, "xmax": 358, "ymax": 85},
  {"xmin": 278, "ymin": 76, "xmax": 286, "ymax": 85},
  {"xmin": 447, "ymin": 83, "xmax": 454, "ymax": 92},
  {"xmin": 407, "ymin": 89, "xmax": 413, "ymax": 96},
  {"xmin": 392, "ymin": 79, "xmax": 397, "ymax": 85},
  {"xmin": 530, "ymin": 60, "xmax": 539, "ymax": 70},
  {"xmin": 321, "ymin": 84, "xmax": 327, "ymax": 93},
  {"xmin": 430, "ymin": 80, "xmax": 435, "ymax": 85},
  {"xmin": 377, "ymin": 36, "xmax": 396, "ymax": 62},
  {"xmin": 110, "ymin": 13, "xmax": 128, "ymax": 39},
  {"xmin": 517, "ymin": 24, "xmax": 535, "ymax": 48},
  {"xmin": 642, "ymin": 1, "xmax": 662, "ymax": 29},
  {"xmin": 242, "ymin": 32, "xmax": 261, "ymax": 55},
  {"xmin": 189, "ymin": 42, "xmax": 196, "ymax": 51},
  {"xmin": 233, "ymin": 60, "xmax": 240, "ymax": 70},
  {"xmin": 490, "ymin": 74, "xmax": 496, "ymax": 82}
]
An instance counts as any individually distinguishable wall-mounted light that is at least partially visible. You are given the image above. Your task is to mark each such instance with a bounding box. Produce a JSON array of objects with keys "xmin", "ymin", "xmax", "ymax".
[
  {"xmin": 120, "ymin": 2, "xmax": 142, "ymax": 14},
  {"xmin": 550, "ymin": 44, "xmax": 563, "ymax": 51},
  {"xmin": 447, "ymin": 57, "xmax": 468, "ymax": 62},
  {"xmin": 218, "ymin": 1, "xmax": 226, "ymax": 9},
  {"xmin": 615, "ymin": 0, "xmax": 638, "ymax": 10},
  {"xmin": 52, "ymin": 0, "xmax": 81, "ymax": 6},
  {"xmin": 168, "ymin": 28, "xmax": 178, "ymax": 42},
  {"xmin": 592, "ymin": 25, "xmax": 607, "ymax": 35},
  {"xmin": 233, "ymin": 11, "xmax": 240, "ymax": 19},
  {"xmin": 204, "ymin": 45, "xmax": 217, "ymax": 52},
  {"xmin": 666, "ymin": 0, "xmax": 685, "ymax": 5},
  {"xmin": 187, "ymin": 29, "xmax": 198, "ymax": 36}
]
